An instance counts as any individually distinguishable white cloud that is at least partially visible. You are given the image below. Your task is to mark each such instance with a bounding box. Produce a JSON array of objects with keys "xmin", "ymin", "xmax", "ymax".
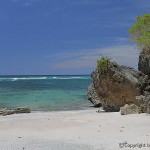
[
  {"xmin": 51, "ymin": 45, "xmax": 139, "ymax": 71},
  {"xmin": 62, "ymin": 37, "xmax": 128, "ymax": 45}
]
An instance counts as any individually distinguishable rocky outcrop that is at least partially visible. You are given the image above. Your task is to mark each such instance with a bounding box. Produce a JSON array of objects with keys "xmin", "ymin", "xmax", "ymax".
[
  {"xmin": 0, "ymin": 108, "xmax": 7, "ymax": 115},
  {"xmin": 0, "ymin": 108, "xmax": 14, "ymax": 116},
  {"xmin": 88, "ymin": 56, "xmax": 150, "ymax": 113},
  {"xmin": 0, "ymin": 107, "xmax": 30, "ymax": 116},
  {"xmin": 15, "ymin": 107, "xmax": 30, "ymax": 114},
  {"xmin": 120, "ymin": 104, "xmax": 140, "ymax": 115},
  {"xmin": 87, "ymin": 84, "xmax": 101, "ymax": 107},
  {"xmin": 147, "ymin": 102, "xmax": 150, "ymax": 114},
  {"xmin": 138, "ymin": 53, "xmax": 150, "ymax": 75},
  {"xmin": 91, "ymin": 61, "xmax": 143, "ymax": 112},
  {"xmin": 136, "ymin": 95, "xmax": 150, "ymax": 113}
]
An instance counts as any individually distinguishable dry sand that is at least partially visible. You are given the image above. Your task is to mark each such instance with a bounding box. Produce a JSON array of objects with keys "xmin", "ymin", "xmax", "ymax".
[{"xmin": 0, "ymin": 109, "xmax": 150, "ymax": 150}]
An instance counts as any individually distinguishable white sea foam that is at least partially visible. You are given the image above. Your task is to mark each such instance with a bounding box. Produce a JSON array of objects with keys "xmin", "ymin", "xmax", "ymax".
[
  {"xmin": 0, "ymin": 77, "xmax": 48, "ymax": 81},
  {"xmin": 0, "ymin": 76, "xmax": 90, "ymax": 81},
  {"xmin": 52, "ymin": 77, "xmax": 90, "ymax": 80}
]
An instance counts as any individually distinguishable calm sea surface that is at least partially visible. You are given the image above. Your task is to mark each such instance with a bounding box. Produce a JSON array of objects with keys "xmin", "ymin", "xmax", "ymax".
[{"xmin": 0, "ymin": 75, "xmax": 92, "ymax": 111}]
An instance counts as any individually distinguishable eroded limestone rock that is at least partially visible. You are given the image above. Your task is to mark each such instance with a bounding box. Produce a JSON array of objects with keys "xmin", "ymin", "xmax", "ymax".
[
  {"xmin": 138, "ymin": 53, "xmax": 150, "ymax": 75},
  {"xmin": 120, "ymin": 104, "xmax": 140, "ymax": 115},
  {"xmin": 91, "ymin": 61, "xmax": 141, "ymax": 112},
  {"xmin": 15, "ymin": 107, "xmax": 30, "ymax": 114},
  {"xmin": 0, "ymin": 107, "xmax": 30, "ymax": 116},
  {"xmin": 0, "ymin": 108, "xmax": 14, "ymax": 116},
  {"xmin": 87, "ymin": 84, "xmax": 101, "ymax": 107}
]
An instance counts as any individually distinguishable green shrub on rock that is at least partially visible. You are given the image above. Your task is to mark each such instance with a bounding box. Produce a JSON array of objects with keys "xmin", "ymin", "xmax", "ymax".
[{"xmin": 97, "ymin": 57, "xmax": 110, "ymax": 69}]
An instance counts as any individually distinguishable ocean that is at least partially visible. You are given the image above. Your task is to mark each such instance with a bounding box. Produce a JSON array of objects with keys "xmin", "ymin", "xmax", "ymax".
[{"xmin": 0, "ymin": 75, "xmax": 92, "ymax": 111}]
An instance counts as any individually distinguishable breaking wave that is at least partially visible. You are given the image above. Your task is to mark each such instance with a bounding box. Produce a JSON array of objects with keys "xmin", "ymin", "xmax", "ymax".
[{"xmin": 0, "ymin": 76, "xmax": 90, "ymax": 81}]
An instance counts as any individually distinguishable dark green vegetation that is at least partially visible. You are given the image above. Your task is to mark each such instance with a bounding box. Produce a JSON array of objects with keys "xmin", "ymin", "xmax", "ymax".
[
  {"xmin": 97, "ymin": 57, "xmax": 111, "ymax": 69},
  {"xmin": 129, "ymin": 14, "xmax": 150, "ymax": 53}
]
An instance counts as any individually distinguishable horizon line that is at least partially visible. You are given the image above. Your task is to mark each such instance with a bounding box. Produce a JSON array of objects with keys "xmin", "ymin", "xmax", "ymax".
[{"xmin": 0, "ymin": 74, "xmax": 91, "ymax": 76}]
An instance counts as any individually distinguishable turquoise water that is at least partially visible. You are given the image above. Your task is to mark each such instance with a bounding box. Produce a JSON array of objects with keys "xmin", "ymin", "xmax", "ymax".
[{"xmin": 0, "ymin": 75, "xmax": 92, "ymax": 111}]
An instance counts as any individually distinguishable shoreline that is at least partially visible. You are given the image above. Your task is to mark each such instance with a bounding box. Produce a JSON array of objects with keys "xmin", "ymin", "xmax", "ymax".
[
  {"xmin": 0, "ymin": 109, "xmax": 150, "ymax": 150},
  {"xmin": 30, "ymin": 107, "xmax": 98, "ymax": 113}
]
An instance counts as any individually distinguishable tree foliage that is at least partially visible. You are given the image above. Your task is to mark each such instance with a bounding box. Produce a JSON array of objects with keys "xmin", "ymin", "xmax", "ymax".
[{"xmin": 129, "ymin": 14, "xmax": 150, "ymax": 53}]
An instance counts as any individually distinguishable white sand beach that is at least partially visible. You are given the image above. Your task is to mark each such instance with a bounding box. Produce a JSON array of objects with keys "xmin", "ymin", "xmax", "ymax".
[{"xmin": 0, "ymin": 110, "xmax": 150, "ymax": 150}]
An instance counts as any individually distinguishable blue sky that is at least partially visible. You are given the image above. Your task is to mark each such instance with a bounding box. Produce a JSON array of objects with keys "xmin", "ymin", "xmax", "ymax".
[{"xmin": 0, "ymin": 0, "xmax": 150, "ymax": 75}]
